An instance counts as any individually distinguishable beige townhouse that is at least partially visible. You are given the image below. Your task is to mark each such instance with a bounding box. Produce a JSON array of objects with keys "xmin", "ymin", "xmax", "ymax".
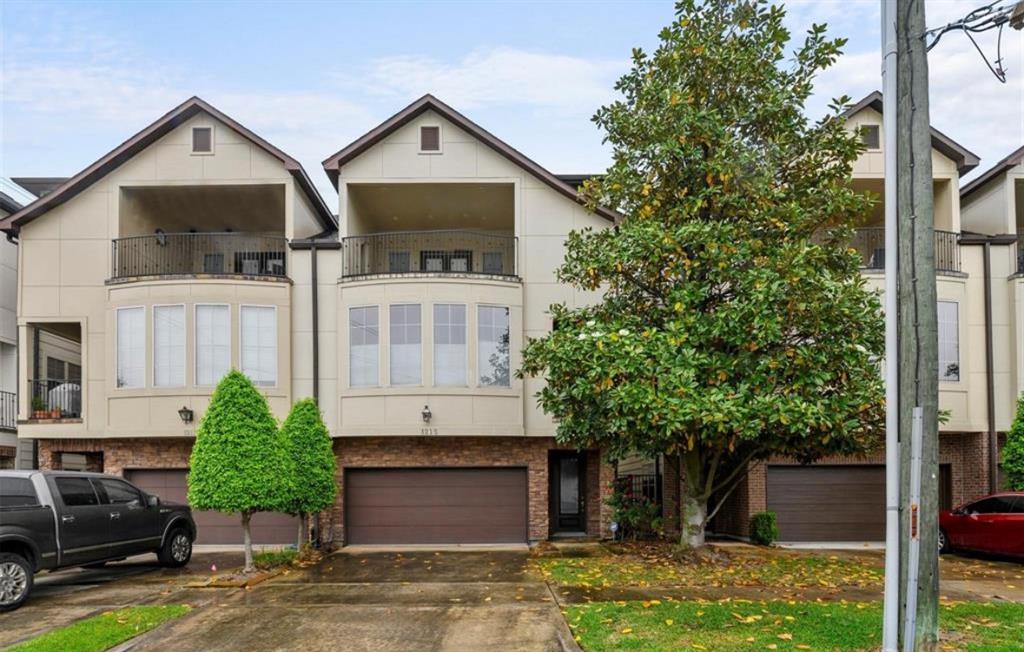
[
  {"xmin": 0, "ymin": 190, "xmax": 21, "ymax": 468},
  {"xmin": 0, "ymin": 95, "xmax": 618, "ymax": 545}
]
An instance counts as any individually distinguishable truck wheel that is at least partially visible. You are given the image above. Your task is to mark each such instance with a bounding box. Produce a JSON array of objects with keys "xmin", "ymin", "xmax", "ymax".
[
  {"xmin": 0, "ymin": 553, "xmax": 33, "ymax": 612},
  {"xmin": 158, "ymin": 528, "xmax": 193, "ymax": 568}
]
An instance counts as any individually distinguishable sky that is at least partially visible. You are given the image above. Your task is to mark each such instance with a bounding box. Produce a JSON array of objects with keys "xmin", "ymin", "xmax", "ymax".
[{"xmin": 1, "ymin": 0, "xmax": 1021, "ymax": 205}]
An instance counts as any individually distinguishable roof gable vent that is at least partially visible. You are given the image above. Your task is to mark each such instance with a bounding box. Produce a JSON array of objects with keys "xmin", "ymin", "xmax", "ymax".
[{"xmin": 419, "ymin": 125, "xmax": 441, "ymax": 153}]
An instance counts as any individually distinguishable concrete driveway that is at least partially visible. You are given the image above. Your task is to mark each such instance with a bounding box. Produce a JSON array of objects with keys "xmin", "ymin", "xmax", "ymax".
[
  {"xmin": 126, "ymin": 549, "xmax": 578, "ymax": 652},
  {"xmin": 0, "ymin": 552, "xmax": 241, "ymax": 648}
]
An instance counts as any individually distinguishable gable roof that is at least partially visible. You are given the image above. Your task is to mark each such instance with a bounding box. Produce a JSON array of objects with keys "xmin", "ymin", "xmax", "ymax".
[
  {"xmin": 11, "ymin": 177, "xmax": 67, "ymax": 199},
  {"xmin": 841, "ymin": 91, "xmax": 980, "ymax": 176},
  {"xmin": 321, "ymin": 94, "xmax": 619, "ymax": 222},
  {"xmin": 961, "ymin": 144, "xmax": 1024, "ymax": 201},
  {"xmin": 0, "ymin": 192, "xmax": 22, "ymax": 216},
  {"xmin": 0, "ymin": 97, "xmax": 335, "ymax": 235}
]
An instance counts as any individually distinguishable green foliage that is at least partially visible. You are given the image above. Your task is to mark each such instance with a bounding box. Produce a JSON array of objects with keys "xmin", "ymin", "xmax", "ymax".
[
  {"xmin": 187, "ymin": 370, "xmax": 293, "ymax": 514},
  {"xmin": 253, "ymin": 548, "xmax": 298, "ymax": 569},
  {"xmin": 749, "ymin": 511, "xmax": 779, "ymax": 546},
  {"xmin": 280, "ymin": 398, "xmax": 337, "ymax": 515},
  {"xmin": 519, "ymin": 0, "xmax": 884, "ymax": 542},
  {"xmin": 10, "ymin": 605, "xmax": 190, "ymax": 652},
  {"xmin": 1001, "ymin": 393, "xmax": 1024, "ymax": 490},
  {"xmin": 607, "ymin": 479, "xmax": 663, "ymax": 539}
]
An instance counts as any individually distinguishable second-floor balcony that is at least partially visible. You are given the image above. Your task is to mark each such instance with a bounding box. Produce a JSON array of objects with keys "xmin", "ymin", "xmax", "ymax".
[
  {"xmin": 851, "ymin": 227, "xmax": 961, "ymax": 274},
  {"xmin": 110, "ymin": 232, "xmax": 288, "ymax": 281},
  {"xmin": 341, "ymin": 230, "xmax": 517, "ymax": 279}
]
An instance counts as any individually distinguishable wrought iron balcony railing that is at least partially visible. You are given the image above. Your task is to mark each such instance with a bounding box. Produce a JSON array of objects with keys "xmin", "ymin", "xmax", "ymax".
[
  {"xmin": 111, "ymin": 232, "xmax": 288, "ymax": 280},
  {"xmin": 341, "ymin": 230, "xmax": 517, "ymax": 278},
  {"xmin": 27, "ymin": 379, "xmax": 80, "ymax": 420},
  {"xmin": 851, "ymin": 227, "xmax": 960, "ymax": 274}
]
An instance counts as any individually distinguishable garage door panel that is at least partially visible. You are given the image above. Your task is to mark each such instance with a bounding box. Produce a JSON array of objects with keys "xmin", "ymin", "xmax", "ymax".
[
  {"xmin": 346, "ymin": 468, "xmax": 527, "ymax": 544},
  {"xmin": 126, "ymin": 469, "xmax": 298, "ymax": 546},
  {"xmin": 767, "ymin": 465, "xmax": 884, "ymax": 542}
]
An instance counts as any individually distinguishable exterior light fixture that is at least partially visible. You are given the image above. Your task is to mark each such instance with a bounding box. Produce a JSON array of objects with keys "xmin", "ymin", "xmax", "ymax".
[
  {"xmin": 421, "ymin": 405, "xmax": 432, "ymax": 424},
  {"xmin": 178, "ymin": 406, "xmax": 194, "ymax": 423}
]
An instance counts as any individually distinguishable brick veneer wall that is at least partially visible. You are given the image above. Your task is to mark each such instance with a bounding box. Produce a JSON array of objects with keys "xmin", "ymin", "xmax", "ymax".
[
  {"xmin": 36, "ymin": 438, "xmax": 192, "ymax": 476},
  {"xmin": 328, "ymin": 436, "xmax": 613, "ymax": 545},
  {"xmin": 702, "ymin": 431, "xmax": 993, "ymax": 539}
]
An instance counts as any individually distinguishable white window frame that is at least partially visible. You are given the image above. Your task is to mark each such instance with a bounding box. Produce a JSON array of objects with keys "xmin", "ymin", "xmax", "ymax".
[
  {"xmin": 432, "ymin": 303, "xmax": 468, "ymax": 387},
  {"xmin": 477, "ymin": 303, "xmax": 511, "ymax": 388},
  {"xmin": 194, "ymin": 303, "xmax": 231, "ymax": 387},
  {"xmin": 388, "ymin": 303, "xmax": 422, "ymax": 386},
  {"xmin": 348, "ymin": 304, "xmax": 380, "ymax": 388},
  {"xmin": 116, "ymin": 305, "xmax": 146, "ymax": 390},
  {"xmin": 418, "ymin": 124, "xmax": 443, "ymax": 155},
  {"xmin": 191, "ymin": 125, "xmax": 215, "ymax": 155},
  {"xmin": 152, "ymin": 303, "xmax": 186, "ymax": 388},
  {"xmin": 239, "ymin": 304, "xmax": 278, "ymax": 388},
  {"xmin": 938, "ymin": 300, "xmax": 960, "ymax": 383}
]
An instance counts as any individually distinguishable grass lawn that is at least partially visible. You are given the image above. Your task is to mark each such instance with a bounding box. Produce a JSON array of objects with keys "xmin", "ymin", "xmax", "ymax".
[
  {"xmin": 565, "ymin": 599, "xmax": 1024, "ymax": 651},
  {"xmin": 10, "ymin": 605, "xmax": 191, "ymax": 652},
  {"xmin": 535, "ymin": 548, "xmax": 883, "ymax": 590}
]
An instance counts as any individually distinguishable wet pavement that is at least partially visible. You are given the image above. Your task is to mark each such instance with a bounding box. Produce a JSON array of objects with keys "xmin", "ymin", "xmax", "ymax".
[{"xmin": 120, "ymin": 550, "xmax": 578, "ymax": 652}]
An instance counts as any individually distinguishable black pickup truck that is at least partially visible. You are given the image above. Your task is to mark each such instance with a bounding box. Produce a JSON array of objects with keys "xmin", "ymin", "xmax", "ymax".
[{"xmin": 0, "ymin": 470, "xmax": 196, "ymax": 611}]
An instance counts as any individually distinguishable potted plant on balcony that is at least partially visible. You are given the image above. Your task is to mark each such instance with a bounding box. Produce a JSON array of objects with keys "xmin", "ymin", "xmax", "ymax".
[
  {"xmin": 31, "ymin": 396, "xmax": 46, "ymax": 420},
  {"xmin": 49, "ymin": 406, "xmax": 62, "ymax": 419}
]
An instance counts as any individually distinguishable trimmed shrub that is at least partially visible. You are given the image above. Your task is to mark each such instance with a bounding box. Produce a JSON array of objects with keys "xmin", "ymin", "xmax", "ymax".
[
  {"xmin": 187, "ymin": 370, "xmax": 293, "ymax": 571},
  {"xmin": 750, "ymin": 511, "xmax": 779, "ymax": 546},
  {"xmin": 281, "ymin": 398, "xmax": 336, "ymax": 546},
  {"xmin": 1002, "ymin": 393, "xmax": 1024, "ymax": 490}
]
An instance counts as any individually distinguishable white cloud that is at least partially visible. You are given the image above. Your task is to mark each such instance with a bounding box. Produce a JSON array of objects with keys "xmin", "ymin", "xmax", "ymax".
[{"xmin": 336, "ymin": 47, "xmax": 625, "ymax": 114}]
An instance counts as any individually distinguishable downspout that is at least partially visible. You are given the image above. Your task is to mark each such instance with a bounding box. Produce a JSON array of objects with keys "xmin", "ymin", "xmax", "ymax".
[{"xmin": 311, "ymin": 244, "xmax": 319, "ymax": 404}]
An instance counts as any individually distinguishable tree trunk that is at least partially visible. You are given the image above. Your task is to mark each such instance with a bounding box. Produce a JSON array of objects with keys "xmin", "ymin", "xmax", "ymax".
[
  {"xmin": 679, "ymin": 488, "xmax": 707, "ymax": 549},
  {"xmin": 297, "ymin": 513, "xmax": 307, "ymax": 549},
  {"xmin": 241, "ymin": 511, "xmax": 254, "ymax": 573}
]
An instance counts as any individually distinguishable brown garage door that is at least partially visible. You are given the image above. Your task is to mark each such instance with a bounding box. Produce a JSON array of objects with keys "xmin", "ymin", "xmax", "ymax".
[
  {"xmin": 126, "ymin": 469, "xmax": 298, "ymax": 545},
  {"xmin": 345, "ymin": 468, "xmax": 528, "ymax": 545},
  {"xmin": 767, "ymin": 465, "xmax": 885, "ymax": 542}
]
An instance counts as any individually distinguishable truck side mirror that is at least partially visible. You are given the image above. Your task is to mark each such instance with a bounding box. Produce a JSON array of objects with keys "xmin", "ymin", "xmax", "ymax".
[{"xmin": 147, "ymin": 494, "xmax": 160, "ymax": 508}]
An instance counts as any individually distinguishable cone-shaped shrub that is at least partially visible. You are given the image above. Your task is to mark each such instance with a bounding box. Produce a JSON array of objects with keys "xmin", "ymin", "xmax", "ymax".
[
  {"xmin": 187, "ymin": 370, "xmax": 293, "ymax": 570},
  {"xmin": 281, "ymin": 398, "xmax": 336, "ymax": 546},
  {"xmin": 1002, "ymin": 394, "xmax": 1024, "ymax": 490}
]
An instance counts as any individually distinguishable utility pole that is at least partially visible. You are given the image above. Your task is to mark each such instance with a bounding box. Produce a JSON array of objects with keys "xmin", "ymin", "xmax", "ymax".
[{"xmin": 896, "ymin": 0, "xmax": 939, "ymax": 649}]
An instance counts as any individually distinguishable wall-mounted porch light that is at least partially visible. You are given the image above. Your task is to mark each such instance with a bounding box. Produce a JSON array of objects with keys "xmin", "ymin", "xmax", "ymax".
[
  {"xmin": 421, "ymin": 405, "xmax": 432, "ymax": 424},
  {"xmin": 178, "ymin": 406, "xmax": 194, "ymax": 423}
]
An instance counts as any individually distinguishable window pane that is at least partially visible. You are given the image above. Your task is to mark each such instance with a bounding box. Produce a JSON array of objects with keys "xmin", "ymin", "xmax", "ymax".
[
  {"xmin": 350, "ymin": 306, "xmax": 379, "ymax": 387},
  {"xmin": 0, "ymin": 477, "xmax": 39, "ymax": 507},
  {"xmin": 390, "ymin": 304, "xmax": 421, "ymax": 385},
  {"xmin": 192, "ymin": 127, "xmax": 212, "ymax": 153},
  {"xmin": 196, "ymin": 305, "xmax": 230, "ymax": 386},
  {"xmin": 47, "ymin": 356, "xmax": 65, "ymax": 381},
  {"xmin": 241, "ymin": 306, "xmax": 277, "ymax": 386},
  {"xmin": 56, "ymin": 477, "xmax": 98, "ymax": 506},
  {"xmin": 117, "ymin": 306, "xmax": 145, "ymax": 388},
  {"xmin": 154, "ymin": 305, "xmax": 185, "ymax": 387},
  {"xmin": 478, "ymin": 305, "xmax": 510, "ymax": 387},
  {"xmin": 434, "ymin": 304, "xmax": 466, "ymax": 386},
  {"xmin": 95, "ymin": 479, "xmax": 142, "ymax": 506},
  {"xmin": 938, "ymin": 301, "xmax": 959, "ymax": 381}
]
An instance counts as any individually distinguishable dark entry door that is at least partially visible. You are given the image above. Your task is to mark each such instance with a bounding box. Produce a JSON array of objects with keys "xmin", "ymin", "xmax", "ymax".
[{"xmin": 552, "ymin": 453, "xmax": 586, "ymax": 533}]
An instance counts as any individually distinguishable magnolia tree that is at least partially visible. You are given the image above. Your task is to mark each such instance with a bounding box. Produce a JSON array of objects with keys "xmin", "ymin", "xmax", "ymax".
[
  {"xmin": 188, "ymin": 370, "xmax": 294, "ymax": 571},
  {"xmin": 281, "ymin": 398, "xmax": 337, "ymax": 547},
  {"xmin": 520, "ymin": 0, "xmax": 885, "ymax": 548},
  {"xmin": 1002, "ymin": 394, "xmax": 1024, "ymax": 490}
]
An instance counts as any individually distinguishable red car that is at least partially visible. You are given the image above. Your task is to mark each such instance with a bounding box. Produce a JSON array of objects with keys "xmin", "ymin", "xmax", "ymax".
[{"xmin": 939, "ymin": 492, "xmax": 1024, "ymax": 558}]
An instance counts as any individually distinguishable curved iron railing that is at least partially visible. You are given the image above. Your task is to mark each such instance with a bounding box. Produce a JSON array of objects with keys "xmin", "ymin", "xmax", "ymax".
[
  {"xmin": 341, "ymin": 230, "xmax": 517, "ymax": 278},
  {"xmin": 111, "ymin": 232, "xmax": 288, "ymax": 280},
  {"xmin": 851, "ymin": 227, "xmax": 960, "ymax": 273}
]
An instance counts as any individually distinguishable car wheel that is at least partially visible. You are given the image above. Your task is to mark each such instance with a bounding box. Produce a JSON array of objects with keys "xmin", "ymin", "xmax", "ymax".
[
  {"xmin": 158, "ymin": 528, "xmax": 193, "ymax": 568},
  {"xmin": 938, "ymin": 528, "xmax": 950, "ymax": 554},
  {"xmin": 0, "ymin": 553, "xmax": 33, "ymax": 612}
]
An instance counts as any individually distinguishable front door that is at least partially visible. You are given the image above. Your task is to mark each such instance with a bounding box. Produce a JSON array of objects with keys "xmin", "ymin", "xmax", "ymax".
[{"xmin": 552, "ymin": 453, "xmax": 586, "ymax": 533}]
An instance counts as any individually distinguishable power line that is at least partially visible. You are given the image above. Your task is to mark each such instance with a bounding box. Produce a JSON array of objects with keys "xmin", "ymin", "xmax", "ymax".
[{"xmin": 924, "ymin": 1, "xmax": 1024, "ymax": 82}]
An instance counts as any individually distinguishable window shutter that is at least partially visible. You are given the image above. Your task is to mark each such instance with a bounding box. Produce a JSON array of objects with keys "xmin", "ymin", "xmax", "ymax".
[{"xmin": 420, "ymin": 126, "xmax": 441, "ymax": 152}]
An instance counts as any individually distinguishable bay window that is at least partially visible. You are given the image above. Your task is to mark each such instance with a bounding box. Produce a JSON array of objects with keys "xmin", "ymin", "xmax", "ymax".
[
  {"xmin": 195, "ymin": 304, "xmax": 230, "ymax": 386},
  {"xmin": 116, "ymin": 306, "xmax": 145, "ymax": 389},
  {"xmin": 153, "ymin": 305, "xmax": 185, "ymax": 387},
  {"xmin": 389, "ymin": 304, "xmax": 421, "ymax": 385},
  {"xmin": 240, "ymin": 305, "xmax": 277, "ymax": 387},
  {"xmin": 433, "ymin": 304, "xmax": 466, "ymax": 386},
  {"xmin": 478, "ymin": 305, "xmax": 510, "ymax": 387},
  {"xmin": 349, "ymin": 306, "xmax": 379, "ymax": 387}
]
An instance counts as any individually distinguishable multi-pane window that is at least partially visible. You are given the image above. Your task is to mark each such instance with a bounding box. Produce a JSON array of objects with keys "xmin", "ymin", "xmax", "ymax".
[
  {"xmin": 433, "ymin": 304, "xmax": 466, "ymax": 386},
  {"xmin": 153, "ymin": 305, "xmax": 185, "ymax": 387},
  {"xmin": 240, "ymin": 305, "xmax": 277, "ymax": 387},
  {"xmin": 389, "ymin": 304, "xmax": 421, "ymax": 385},
  {"xmin": 195, "ymin": 305, "xmax": 230, "ymax": 386},
  {"xmin": 116, "ymin": 306, "xmax": 145, "ymax": 388},
  {"xmin": 47, "ymin": 357, "xmax": 65, "ymax": 381},
  {"xmin": 478, "ymin": 305, "xmax": 510, "ymax": 387},
  {"xmin": 938, "ymin": 301, "xmax": 959, "ymax": 382},
  {"xmin": 349, "ymin": 306, "xmax": 379, "ymax": 387}
]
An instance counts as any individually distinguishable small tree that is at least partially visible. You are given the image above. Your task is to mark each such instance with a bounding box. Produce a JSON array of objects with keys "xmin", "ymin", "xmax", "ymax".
[
  {"xmin": 188, "ymin": 370, "xmax": 294, "ymax": 572},
  {"xmin": 1002, "ymin": 394, "xmax": 1024, "ymax": 490},
  {"xmin": 281, "ymin": 398, "xmax": 337, "ymax": 547},
  {"xmin": 520, "ymin": 0, "xmax": 885, "ymax": 548}
]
